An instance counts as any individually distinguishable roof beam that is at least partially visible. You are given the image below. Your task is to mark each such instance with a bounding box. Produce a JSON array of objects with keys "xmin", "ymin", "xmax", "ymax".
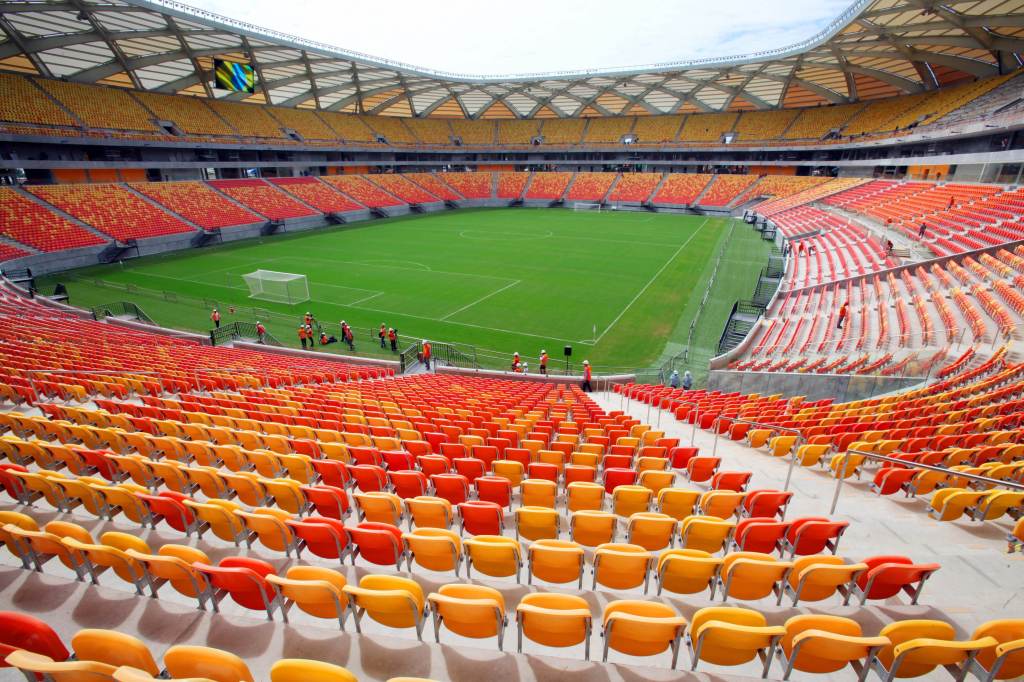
[
  {"xmin": 68, "ymin": 0, "xmax": 144, "ymax": 89},
  {"xmin": 0, "ymin": 15, "xmax": 53, "ymax": 77},
  {"xmin": 164, "ymin": 14, "xmax": 212, "ymax": 97}
]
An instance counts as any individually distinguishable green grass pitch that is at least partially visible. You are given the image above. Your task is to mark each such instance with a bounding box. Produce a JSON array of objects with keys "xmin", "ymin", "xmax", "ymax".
[{"xmin": 44, "ymin": 208, "xmax": 772, "ymax": 376}]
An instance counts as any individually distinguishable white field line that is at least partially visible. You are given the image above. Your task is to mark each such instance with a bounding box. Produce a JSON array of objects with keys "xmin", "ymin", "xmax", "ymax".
[
  {"xmin": 593, "ymin": 217, "xmax": 712, "ymax": 344},
  {"xmin": 348, "ymin": 291, "xmax": 384, "ymax": 305},
  {"xmin": 268, "ymin": 255, "xmax": 511, "ymax": 282},
  {"xmin": 441, "ymin": 279, "xmax": 521, "ymax": 321}
]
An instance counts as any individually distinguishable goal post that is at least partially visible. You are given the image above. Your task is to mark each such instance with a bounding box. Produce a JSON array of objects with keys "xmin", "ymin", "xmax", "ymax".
[
  {"xmin": 573, "ymin": 202, "xmax": 602, "ymax": 212},
  {"xmin": 242, "ymin": 270, "xmax": 310, "ymax": 305}
]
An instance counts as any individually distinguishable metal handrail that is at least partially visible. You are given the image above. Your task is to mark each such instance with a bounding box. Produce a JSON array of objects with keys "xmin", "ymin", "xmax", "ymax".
[
  {"xmin": 830, "ymin": 447, "xmax": 1024, "ymax": 515},
  {"xmin": 709, "ymin": 417, "xmax": 807, "ymax": 489}
]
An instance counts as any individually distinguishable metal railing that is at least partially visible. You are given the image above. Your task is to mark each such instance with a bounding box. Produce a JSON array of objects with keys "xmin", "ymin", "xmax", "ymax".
[{"xmin": 90, "ymin": 301, "xmax": 155, "ymax": 325}]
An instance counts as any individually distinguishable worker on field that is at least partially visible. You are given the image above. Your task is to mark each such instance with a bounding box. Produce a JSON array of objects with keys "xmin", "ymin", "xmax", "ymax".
[
  {"xmin": 255, "ymin": 321, "xmax": 266, "ymax": 345},
  {"xmin": 210, "ymin": 307, "xmax": 220, "ymax": 329},
  {"xmin": 297, "ymin": 324, "xmax": 308, "ymax": 349},
  {"xmin": 669, "ymin": 370, "xmax": 680, "ymax": 389},
  {"xmin": 682, "ymin": 370, "xmax": 693, "ymax": 391},
  {"xmin": 342, "ymin": 322, "xmax": 354, "ymax": 351},
  {"xmin": 837, "ymin": 301, "xmax": 849, "ymax": 330},
  {"xmin": 582, "ymin": 361, "xmax": 592, "ymax": 392},
  {"xmin": 304, "ymin": 311, "xmax": 314, "ymax": 327},
  {"xmin": 422, "ymin": 340, "xmax": 432, "ymax": 371},
  {"xmin": 511, "ymin": 352, "xmax": 520, "ymax": 372},
  {"xmin": 379, "ymin": 323, "xmax": 387, "ymax": 348},
  {"xmin": 388, "ymin": 327, "xmax": 397, "ymax": 352},
  {"xmin": 539, "ymin": 350, "xmax": 549, "ymax": 375}
]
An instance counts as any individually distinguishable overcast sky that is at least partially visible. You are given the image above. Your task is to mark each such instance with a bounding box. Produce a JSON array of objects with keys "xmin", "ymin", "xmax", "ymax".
[{"xmin": 188, "ymin": 0, "xmax": 853, "ymax": 76}]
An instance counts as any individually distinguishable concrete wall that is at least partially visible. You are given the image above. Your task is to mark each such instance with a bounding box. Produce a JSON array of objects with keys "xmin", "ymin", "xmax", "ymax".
[
  {"xmin": 232, "ymin": 341, "xmax": 400, "ymax": 371},
  {"xmin": 707, "ymin": 369, "xmax": 923, "ymax": 402},
  {"xmin": 3, "ymin": 245, "xmax": 108, "ymax": 277},
  {"xmin": 435, "ymin": 365, "xmax": 634, "ymax": 387}
]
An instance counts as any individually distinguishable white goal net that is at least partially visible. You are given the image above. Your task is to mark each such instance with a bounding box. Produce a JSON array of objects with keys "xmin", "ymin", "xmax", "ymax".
[
  {"xmin": 573, "ymin": 202, "xmax": 602, "ymax": 212},
  {"xmin": 242, "ymin": 270, "xmax": 310, "ymax": 304}
]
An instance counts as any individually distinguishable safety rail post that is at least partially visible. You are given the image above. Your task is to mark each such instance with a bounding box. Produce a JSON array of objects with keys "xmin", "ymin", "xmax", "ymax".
[
  {"xmin": 25, "ymin": 369, "xmax": 162, "ymax": 404},
  {"xmin": 706, "ymin": 417, "xmax": 805, "ymax": 490},
  {"xmin": 829, "ymin": 448, "xmax": 1024, "ymax": 516}
]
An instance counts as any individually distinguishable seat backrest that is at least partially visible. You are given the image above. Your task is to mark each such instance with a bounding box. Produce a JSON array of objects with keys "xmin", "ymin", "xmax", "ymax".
[{"xmin": 0, "ymin": 611, "xmax": 69, "ymax": 667}]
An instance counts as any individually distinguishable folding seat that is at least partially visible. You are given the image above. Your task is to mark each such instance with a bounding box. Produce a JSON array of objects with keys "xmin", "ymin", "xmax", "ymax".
[
  {"xmin": 11, "ymin": 469, "xmax": 71, "ymax": 510},
  {"xmin": 403, "ymin": 527, "xmax": 462, "ymax": 575},
  {"xmin": 685, "ymin": 606, "xmax": 785, "ymax": 675},
  {"xmin": 349, "ymin": 446, "xmax": 383, "ymax": 467},
  {"xmin": 343, "ymin": 574, "xmax": 427, "ymax": 640},
  {"xmin": 971, "ymin": 490, "xmax": 1024, "ymax": 521},
  {"xmin": 139, "ymin": 490, "xmax": 202, "ymax": 535},
  {"xmin": 972, "ymin": 619, "xmax": 1024, "ymax": 680},
  {"xmin": 656, "ymin": 488, "xmax": 699, "ymax": 520},
  {"xmin": 348, "ymin": 521, "xmax": 405, "ymax": 567},
  {"xmin": 183, "ymin": 465, "xmax": 231, "ymax": 499},
  {"xmin": 162, "ymin": 644, "xmax": 255, "ymax": 682},
  {"xmin": 686, "ymin": 456, "xmax": 721, "ymax": 483},
  {"xmin": 52, "ymin": 475, "xmax": 110, "ymax": 519},
  {"xmin": 269, "ymin": 658, "xmax": 358, "ymax": 682},
  {"xmin": 126, "ymin": 544, "xmax": 213, "ymax": 605},
  {"xmin": 381, "ymin": 450, "xmax": 415, "ymax": 472},
  {"xmin": 354, "ymin": 491, "xmax": 403, "ymax": 526},
  {"xmin": 870, "ymin": 467, "xmax": 917, "ymax": 496},
  {"xmin": 526, "ymin": 462, "xmax": 559, "ymax": 484},
  {"xmin": 602, "ymin": 454, "xmax": 633, "ymax": 470},
  {"xmin": 782, "ymin": 517, "xmax": 848, "ymax": 558},
  {"xmin": 8, "ymin": 629, "xmax": 161, "ymax": 679},
  {"xmin": 656, "ymin": 548, "xmax": 722, "ymax": 596},
  {"xmin": 602, "ymin": 467, "xmax": 636, "ymax": 494},
  {"xmin": 474, "ymin": 475, "xmax": 512, "ymax": 509},
  {"xmin": 536, "ymin": 451, "xmax": 567, "ymax": 472},
  {"xmin": 192, "ymin": 556, "xmax": 283, "ymax": 618},
  {"xmin": 349, "ymin": 464, "xmax": 387, "ymax": 493},
  {"xmin": 679, "ymin": 515, "xmax": 735, "ymax": 554},
  {"xmin": 626, "ymin": 512, "xmax": 676, "ymax": 551},
  {"xmin": 301, "ymin": 485, "xmax": 350, "ymax": 520},
  {"xmin": 491, "ymin": 460, "xmax": 525, "ymax": 488},
  {"xmin": 428, "ymin": 584, "xmax": 507, "ymax": 649},
  {"xmin": 516, "ymin": 593, "xmax": 593, "ymax": 659},
  {"xmin": 405, "ymin": 495, "xmax": 453, "ymax": 529},
  {"xmin": 742, "ymin": 489, "xmax": 792, "ymax": 520},
  {"xmin": 699, "ymin": 490, "xmax": 746, "ymax": 519},
  {"xmin": 457, "ymin": 500, "xmax": 504, "ymax": 536},
  {"xmin": 778, "ymin": 614, "xmax": 889, "ymax": 680},
  {"xmin": 0, "ymin": 511, "xmax": 38, "ymax": 567},
  {"xmin": 183, "ymin": 499, "xmax": 247, "ymax": 545},
  {"xmin": 592, "ymin": 543, "xmax": 653, "ymax": 592},
  {"xmin": 453, "ymin": 457, "xmax": 487, "ymax": 484},
  {"xmin": 502, "ymin": 447, "xmax": 531, "ymax": 467},
  {"xmin": 778, "ymin": 555, "xmax": 864, "ymax": 606},
  {"xmin": 710, "ymin": 471, "xmax": 752, "ymax": 492},
  {"xmin": 221, "ymin": 471, "xmax": 270, "ymax": 507},
  {"xmin": 286, "ymin": 517, "xmax": 351, "ymax": 562},
  {"xmin": 563, "ymin": 464, "xmax": 596, "ymax": 486},
  {"xmin": 717, "ymin": 551, "xmax": 793, "ymax": 602},
  {"xmin": 566, "ymin": 481, "xmax": 603, "ymax": 512},
  {"xmin": 464, "ymin": 534, "xmax": 522, "ymax": 581},
  {"xmin": 908, "ymin": 469, "xmax": 948, "ymax": 496},
  {"xmin": 528, "ymin": 538, "xmax": 585, "ymax": 587},
  {"xmin": 235, "ymin": 507, "xmax": 298, "ymax": 556},
  {"xmin": 874, "ymin": 620, "xmax": 996, "ymax": 680},
  {"xmin": 266, "ymin": 565, "xmax": 349, "ymax": 629},
  {"xmin": 431, "ymin": 473, "xmax": 470, "ymax": 505},
  {"xmin": 733, "ymin": 518, "xmax": 790, "ymax": 554},
  {"xmin": 515, "ymin": 505, "xmax": 559, "ymax": 541},
  {"xmin": 440, "ymin": 442, "xmax": 467, "ymax": 460},
  {"xmin": 6, "ymin": 519, "xmax": 92, "ymax": 575},
  {"xmin": 669, "ymin": 446, "xmax": 700, "ymax": 468},
  {"xmin": 611, "ymin": 485, "xmax": 652, "ymax": 517},
  {"xmin": 0, "ymin": 611, "xmax": 70, "ymax": 671},
  {"xmin": 521, "ymin": 478, "xmax": 557, "ymax": 508},
  {"xmin": 63, "ymin": 530, "xmax": 151, "ymax": 594},
  {"xmin": 847, "ymin": 555, "xmax": 940, "ymax": 605},
  {"xmin": 571, "ymin": 452, "xmax": 600, "ymax": 468},
  {"xmin": 602, "ymin": 600, "xmax": 687, "ymax": 666},
  {"xmin": 564, "ymin": 509, "xmax": 613, "ymax": 547},
  {"xmin": 311, "ymin": 459, "xmax": 351, "ymax": 489}
]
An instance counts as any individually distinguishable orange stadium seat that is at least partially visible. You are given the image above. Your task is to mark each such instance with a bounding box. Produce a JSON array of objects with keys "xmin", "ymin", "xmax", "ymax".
[
  {"xmin": 206, "ymin": 179, "xmax": 319, "ymax": 220},
  {"xmin": 322, "ymin": 175, "xmax": 406, "ymax": 207},
  {"xmin": 27, "ymin": 184, "xmax": 194, "ymax": 241},
  {"xmin": 130, "ymin": 181, "xmax": 263, "ymax": 230},
  {"xmin": 0, "ymin": 188, "xmax": 107, "ymax": 251},
  {"xmin": 269, "ymin": 178, "xmax": 365, "ymax": 213}
]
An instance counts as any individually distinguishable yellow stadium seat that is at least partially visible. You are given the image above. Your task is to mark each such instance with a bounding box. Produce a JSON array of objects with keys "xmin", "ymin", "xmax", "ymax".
[
  {"xmin": 428, "ymin": 583, "xmax": 507, "ymax": 649},
  {"xmin": 465, "ymin": 535, "xmax": 522, "ymax": 581},
  {"xmin": 342, "ymin": 574, "xmax": 427, "ymax": 640},
  {"xmin": 270, "ymin": 659, "xmax": 358, "ymax": 682},
  {"xmin": 527, "ymin": 538, "xmax": 585, "ymax": 587},
  {"xmin": 592, "ymin": 542, "xmax": 653, "ymax": 592},
  {"xmin": 602, "ymin": 600, "xmax": 687, "ymax": 666},
  {"xmin": 402, "ymin": 527, "xmax": 462, "ymax": 575},
  {"xmin": 685, "ymin": 606, "xmax": 785, "ymax": 675},
  {"xmin": 267, "ymin": 565, "xmax": 349, "ymax": 629},
  {"xmin": 516, "ymin": 592, "xmax": 593, "ymax": 659}
]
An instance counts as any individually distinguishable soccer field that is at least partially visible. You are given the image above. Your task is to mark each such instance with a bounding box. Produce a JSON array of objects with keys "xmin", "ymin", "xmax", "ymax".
[{"xmin": 45, "ymin": 208, "xmax": 772, "ymax": 374}]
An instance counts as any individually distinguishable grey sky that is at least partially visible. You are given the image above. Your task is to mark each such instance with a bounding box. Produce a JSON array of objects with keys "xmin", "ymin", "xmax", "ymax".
[{"xmin": 188, "ymin": 0, "xmax": 854, "ymax": 76}]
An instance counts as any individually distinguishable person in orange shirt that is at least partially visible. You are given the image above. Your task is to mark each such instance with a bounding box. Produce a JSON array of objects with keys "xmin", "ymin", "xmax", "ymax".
[
  {"xmin": 837, "ymin": 301, "xmax": 849, "ymax": 330},
  {"xmin": 388, "ymin": 327, "xmax": 397, "ymax": 352},
  {"xmin": 422, "ymin": 340, "xmax": 432, "ymax": 371},
  {"xmin": 582, "ymin": 360, "xmax": 592, "ymax": 392},
  {"xmin": 210, "ymin": 308, "xmax": 220, "ymax": 329},
  {"xmin": 255, "ymin": 321, "xmax": 266, "ymax": 344},
  {"xmin": 379, "ymin": 323, "xmax": 387, "ymax": 348},
  {"xmin": 539, "ymin": 350, "xmax": 549, "ymax": 375},
  {"xmin": 297, "ymin": 325, "xmax": 308, "ymax": 349},
  {"xmin": 511, "ymin": 352, "xmax": 520, "ymax": 371}
]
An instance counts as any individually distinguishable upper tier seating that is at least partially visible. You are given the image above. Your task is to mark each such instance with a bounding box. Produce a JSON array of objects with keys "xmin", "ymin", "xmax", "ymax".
[
  {"xmin": 268, "ymin": 178, "xmax": 365, "ymax": 213},
  {"xmin": 403, "ymin": 118, "xmax": 452, "ymax": 144},
  {"xmin": 608, "ymin": 173, "xmax": 662, "ymax": 202},
  {"xmin": 496, "ymin": 172, "xmax": 530, "ymax": 199},
  {"xmin": 367, "ymin": 175, "xmax": 440, "ymax": 203},
  {"xmin": 449, "ymin": 119, "xmax": 495, "ymax": 145},
  {"xmin": 27, "ymin": 184, "xmax": 193, "ymax": 241},
  {"xmin": 889, "ymin": 71, "xmax": 1021, "ymax": 129},
  {"xmin": 132, "ymin": 91, "xmax": 236, "ymax": 137},
  {"xmin": 679, "ymin": 113, "xmax": 737, "ymax": 142},
  {"xmin": 440, "ymin": 172, "xmax": 493, "ymax": 199},
  {"xmin": 842, "ymin": 92, "xmax": 932, "ymax": 136},
  {"xmin": 266, "ymin": 108, "xmax": 336, "ymax": 140},
  {"xmin": 206, "ymin": 180, "xmax": 318, "ymax": 220},
  {"xmin": 783, "ymin": 103, "xmax": 865, "ymax": 139},
  {"xmin": 361, "ymin": 116, "xmax": 416, "ymax": 144},
  {"xmin": 748, "ymin": 176, "xmax": 829, "ymax": 203},
  {"xmin": 755, "ymin": 178, "xmax": 869, "ymax": 217},
  {"xmin": 734, "ymin": 110, "xmax": 799, "ymax": 141},
  {"xmin": 204, "ymin": 100, "xmax": 285, "ymax": 139},
  {"xmin": 130, "ymin": 181, "xmax": 263, "ymax": 230},
  {"xmin": 496, "ymin": 120, "xmax": 541, "ymax": 145},
  {"xmin": 317, "ymin": 112, "xmax": 378, "ymax": 142},
  {"xmin": 322, "ymin": 176, "xmax": 405, "ymax": 207},
  {"xmin": 566, "ymin": 173, "xmax": 617, "ymax": 201},
  {"xmin": 540, "ymin": 119, "xmax": 585, "ymax": 145},
  {"xmin": 632, "ymin": 115, "xmax": 684, "ymax": 143},
  {"xmin": 652, "ymin": 174, "xmax": 713, "ymax": 204},
  {"xmin": 699, "ymin": 175, "xmax": 760, "ymax": 207},
  {"xmin": 0, "ymin": 73, "xmax": 78, "ymax": 128},
  {"xmin": 526, "ymin": 172, "xmax": 573, "ymax": 200},
  {"xmin": 583, "ymin": 117, "xmax": 633, "ymax": 143},
  {"xmin": 0, "ymin": 188, "xmax": 106, "ymax": 252},
  {"xmin": 402, "ymin": 173, "xmax": 461, "ymax": 201},
  {"xmin": 35, "ymin": 79, "xmax": 157, "ymax": 132}
]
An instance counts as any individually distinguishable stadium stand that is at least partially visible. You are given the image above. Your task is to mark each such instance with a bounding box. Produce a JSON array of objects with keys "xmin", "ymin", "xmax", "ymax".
[
  {"xmin": 607, "ymin": 173, "xmax": 662, "ymax": 203},
  {"xmin": 205, "ymin": 100, "xmax": 285, "ymax": 139},
  {"xmin": 0, "ymin": 73, "xmax": 79, "ymax": 128},
  {"xmin": 206, "ymin": 179, "xmax": 318, "ymax": 220},
  {"xmin": 440, "ymin": 172, "xmax": 493, "ymax": 199},
  {"xmin": 679, "ymin": 112, "xmax": 737, "ymax": 142},
  {"xmin": 496, "ymin": 119, "xmax": 541, "ymax": 145},
  {"xmin": 755, "ymin": 178, "xmax": 869, "ymax": 217},
  {"xmin": 526, "ymin": 172, "xmax": 573, "ymax": 200},
  {"xmin": 130, "ymin": 181, "xmax": 263, "ymax": 230},
  {"xmin": 631, "ymin": 115, "xmax": 684, "ymax": 143},
  {"xmin": 746, "ymin": 175, "xmax": 829, "ymax": 203},
  {"xmin": 27, "ymin": 184, "xmax": 194, "ymax": 241},
  {"xmin": 496, "ymin": 172, "xmax": 530, "ymax": 199},
  {"xmin": 316, "ymin": 112, "xmax": 378, "ymax": 143},
  {"xmin": 361, "ymin": 115, "xmax": 416, "ymax": 144},
  {"xmin": 322, "ymin": 175, "xmax": 405, "ymax": 207},
  {"xmin": 366, "ymin": 174, "xmax": 440, "ymax": 204},
  {"xmin": 841, "ymin": 92, "xmax": 932, "ymax": 137},
  {"xmin": 733, "ymin": 110, "xmax": 799, "ymax": 141},
  {"xmin": 699, "ymin": 174, "xmax": 760, "ymax": 207},
  {"xmin": 0, "ymin": 242, "xmax": 30, "ymax": 261},
  {"xmin": 266, "ymin": 107, "xmax": 336, "ymax": 141},
  {"xmin": 651, "ymin": 173, "xmax": 713, "ymax": 204},
  {"xmin": 540, "ymin": 119, "xmax": 586, "ymax": 145},
  {"xmin": 403, "ymin": 117, "xmax": 452, "ymax": 144},
  {"xmin": 566, "ymin": 172, "xmax": 617, "ymax": 201},
  {"xmin": 783, "ymin": 103, "xmax": 864, "ymax": 139},
  {"xmin": 268, "ymin": 177, "xmax": 365, "ymax": 213},
  {"xmin": 0, "ymin": 188, "xmax": 106, "ymax": 252},
  {"xmin": 403, "ymin": 173, "xmax": 462, "ymax": 201},
  {"xmin": 583, "ymin": 117, "xmax": 634, "ymax": 143},
  {"xmin": 132, "ymin": 91, "xmax": 237, "ymax": 137},
  {"xmin": 450, "ymin": 119, "xmax": 495, "ymax": 145},
  {"xmin": 34, "ymin": 79, "xmax": 157, "ymax": 132}
]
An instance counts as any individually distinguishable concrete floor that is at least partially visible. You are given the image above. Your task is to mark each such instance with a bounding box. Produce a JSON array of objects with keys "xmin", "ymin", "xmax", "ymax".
[{"xmin": 0, "ymin": 389, "xmax": 1021, "ymax": 681}]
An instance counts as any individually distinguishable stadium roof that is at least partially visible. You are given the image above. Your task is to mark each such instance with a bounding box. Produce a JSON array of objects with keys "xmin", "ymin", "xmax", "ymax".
[{"xmin": 0, "ymin": 0, "xmax": 1022, "ymax": 117}]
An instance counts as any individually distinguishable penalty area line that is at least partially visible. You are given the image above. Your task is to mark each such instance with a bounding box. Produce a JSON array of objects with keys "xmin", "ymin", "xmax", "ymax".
[{"xmin": 440, "ymin": 279, "xmax": 521, "ymax": 321}]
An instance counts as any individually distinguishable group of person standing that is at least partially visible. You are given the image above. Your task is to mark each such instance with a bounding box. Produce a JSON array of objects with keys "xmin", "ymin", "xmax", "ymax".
[{"xmin": 378, "ymin": 324, "xmax": 399, "ymax": 352}]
